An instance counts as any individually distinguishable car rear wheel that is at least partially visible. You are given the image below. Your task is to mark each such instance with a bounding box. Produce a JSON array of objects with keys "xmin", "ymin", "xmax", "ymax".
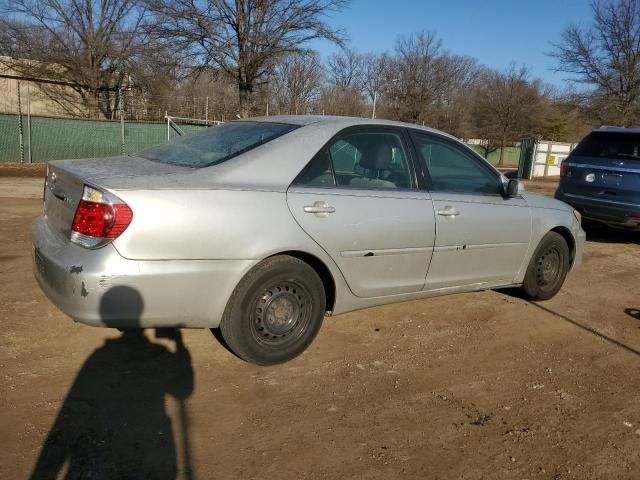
[
  {"xmin": 521, "ymin": 232, "xmax": 570, "ymax": 301},
  {"xmin": 219, "ymin": 255, "xmax": 326, "ymax": 365}
]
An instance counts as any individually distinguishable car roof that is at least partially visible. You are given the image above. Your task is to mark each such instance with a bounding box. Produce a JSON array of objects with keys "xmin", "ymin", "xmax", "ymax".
[{"xmin": 246, "ymin": 115, "xmax": 460, "ymax": 141}]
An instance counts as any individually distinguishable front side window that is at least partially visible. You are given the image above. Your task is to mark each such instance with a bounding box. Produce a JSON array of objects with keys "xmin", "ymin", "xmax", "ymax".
[
  {"xmin": 295, "ymin": 129, "xmax": 415, "ymax": 189},
  {"xmin": 413, "ymin": 133, "xmax": 500, "ymax": 195},
  {"xmin": 138, "ymin": 121, "xmax": 297, "ymax": 167}
]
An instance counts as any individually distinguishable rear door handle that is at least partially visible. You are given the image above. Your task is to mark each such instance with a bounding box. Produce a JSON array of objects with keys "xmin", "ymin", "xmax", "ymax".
[
  {"xmin": 437, "ymin": 206, "xmax": 460, "ymax": 217},
  {"xmin": 304, "ymin": 201, "xmax": 335, "ymax": 217}
]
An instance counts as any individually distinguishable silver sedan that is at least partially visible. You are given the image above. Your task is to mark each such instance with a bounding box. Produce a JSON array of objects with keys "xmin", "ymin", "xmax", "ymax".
[{"xmin": 32, "ymin": 116, "xmax": 586, "ymax": 364}]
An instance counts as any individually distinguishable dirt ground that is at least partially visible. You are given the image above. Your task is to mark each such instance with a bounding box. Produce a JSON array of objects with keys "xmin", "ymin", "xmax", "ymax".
[{"xmin": 1, "ymin": 175, "xmax": 639, "ymax": 480}]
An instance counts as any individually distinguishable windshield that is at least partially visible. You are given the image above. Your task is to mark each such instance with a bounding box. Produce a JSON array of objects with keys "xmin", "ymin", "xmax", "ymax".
[
  {"xmin": 573, "ymin": 131, "xmax": 640, "ymax": 160},
  {"xmin": 138, "ymin": 121, "xmax": 298, "ymax": 167}
]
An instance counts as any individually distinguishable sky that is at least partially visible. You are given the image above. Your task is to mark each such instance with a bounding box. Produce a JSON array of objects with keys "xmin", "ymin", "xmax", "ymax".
[{"xmin": 311, "ymin": 0, "xmax": 594, "ymax": 86}]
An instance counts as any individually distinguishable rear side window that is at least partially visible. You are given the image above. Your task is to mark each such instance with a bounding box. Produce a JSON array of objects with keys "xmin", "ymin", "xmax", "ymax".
[
  {"xmin": 294, "ymin": 128, "xmax": 415, "ymax": 190},
  {"xmin": 138, "ymin": 121, "xmax": 297, "ymax": 167},
  {"xmin": 294, "ymin": 149, "xmax": 335, "ymax": 186},
  {"xmin": 573, "ymin": 132, "xmax": 640, "ymax": 160}
]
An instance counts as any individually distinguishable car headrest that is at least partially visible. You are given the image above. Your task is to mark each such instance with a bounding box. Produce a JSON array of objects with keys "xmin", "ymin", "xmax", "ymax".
[{"xmin": 360, "ymin": 142, "xmax": 392, "ymax": 170}]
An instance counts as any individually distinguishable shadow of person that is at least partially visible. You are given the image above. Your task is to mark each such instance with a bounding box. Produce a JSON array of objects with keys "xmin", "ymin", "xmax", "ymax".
[{"xmin": 30, "ymin": 286, "xmax": 194, "ymax": 480}]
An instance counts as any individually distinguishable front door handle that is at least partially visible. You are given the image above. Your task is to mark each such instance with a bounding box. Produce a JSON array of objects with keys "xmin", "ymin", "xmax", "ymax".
[
  {"xmin": 304, "ymin": 201, "xmax": 335, "ymax": 217},
  {"xmin": 437, "ymin": 206, "xmax": 460, "ymax": 217}
]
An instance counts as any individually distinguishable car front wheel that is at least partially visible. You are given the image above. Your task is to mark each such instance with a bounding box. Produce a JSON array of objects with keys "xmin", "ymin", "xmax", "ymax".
[
  {"xmin": 219, "ymin": 255, "xmax": 326, "ymax": 365},
  {"xmin": 521, "ymin": 231, "xmax": 570, "ymax": 301}
]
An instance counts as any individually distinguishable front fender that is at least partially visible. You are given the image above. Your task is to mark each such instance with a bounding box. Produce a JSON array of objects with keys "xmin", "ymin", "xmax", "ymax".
[{"xmin": 514, "ymin": 194, "xmax": 584, "ymax": 282}]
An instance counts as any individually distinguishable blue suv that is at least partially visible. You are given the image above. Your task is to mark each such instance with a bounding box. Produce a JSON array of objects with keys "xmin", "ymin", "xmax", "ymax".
[{"xmin": 555, "ymin": 127, "xmax": 640, "ymax": 231}]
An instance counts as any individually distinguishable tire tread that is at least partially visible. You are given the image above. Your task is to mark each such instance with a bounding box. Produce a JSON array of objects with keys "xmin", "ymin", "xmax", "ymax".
[
  {"xmin": 219, "ymin": 255, "xmax": 325, "ymax": 365},
  {"xmin": 521, "ymin": 231, "xmax": 570, "ymax": 301}
]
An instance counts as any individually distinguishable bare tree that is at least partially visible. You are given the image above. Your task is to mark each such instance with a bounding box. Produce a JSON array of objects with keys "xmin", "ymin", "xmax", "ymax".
[
  {"xmin": 384, "ymin": 31, "xmax": 476, "ymax": 128},
  {"xmin": 530, "ymin": 84, "xmax": 589, "ymax": 142},
  {"xmin": 471, "ymin": 65, "xmax": 544, "ymax": 165},
  {"xmin": 326, "ymin": 48, "xmax": 364, "ymax": 90},
  {"xmin": 147, "ymin": 0, "xmax": 348, "ymax": 118},
  {"xmin": 318, "ymin": 84, "xmax": 366, "ymax": 116},
  {"xmin": 551, "ymin": 0, "xmax": 640, "ymax": 125},
  {"xmin": 270, "ymin": 51, "xmax": 323, "ymax": 115},
  {"xmin": 361, "ymin": 54, "xmax": 389, "ymax": 100},
  {"xmin": 384, "ymin": 31, "xmax": 442, "ymax": 123},
  {"xmin": 428, "ymin": 54, "xmax": 480, "ymax": 138},
  {"xmin": 149, "ymin": 69, "xmax": 240, "ymax": 121},
  {"xmin": 0, "ymin": 0, "xmax": 150, "ymax": 118},
  {"xmin": 321, "ymin": 47, "xmax": 366, "ymax": 116},
  {"xmin": 361, "ymin": 52, "xmax": 390, "ymax": 117}
]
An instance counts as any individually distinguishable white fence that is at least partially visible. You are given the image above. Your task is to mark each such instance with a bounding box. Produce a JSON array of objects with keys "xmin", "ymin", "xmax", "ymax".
[{"xmin": 531, "ymin": 141, "xmax": 576, "ymax": 177}]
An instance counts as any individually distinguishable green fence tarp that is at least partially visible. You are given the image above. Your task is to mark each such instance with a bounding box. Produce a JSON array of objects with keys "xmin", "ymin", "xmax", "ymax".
[
  {"xmin": 0, "ymin": 114, "xmax": 207, "ymax": 163},
  {"xmin": 1, "ymin": 113, "xmax": 523, "ymax": 168},
  {"xmin": 0, "ymin": 114, "xmax": 23, "ymax": 162},
  {"xmin": 467, "ymin": 144, "xmax": 521, "ymax": 167}
]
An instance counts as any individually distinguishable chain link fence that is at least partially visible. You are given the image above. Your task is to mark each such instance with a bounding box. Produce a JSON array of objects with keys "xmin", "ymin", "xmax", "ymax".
[
  {"xmin": 0, "ymin": 79, "xmax": 524, "ymax": 167},
  {"xmin": 0, "ymin": 113, "xmax": 210, "ymax": 163},
  {"xmin": 0, "ymin": 112, "xmax": 523, "ymax": 167}
]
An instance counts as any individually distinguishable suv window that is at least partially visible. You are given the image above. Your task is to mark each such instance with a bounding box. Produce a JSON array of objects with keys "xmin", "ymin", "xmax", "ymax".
[
  {"xmin": 295, "ymin": 129, "xmax": 415, "ymax": 189},
  {"xmin": 573, "ymin": 131, "xmax": 640, "ymax": 160},
  {"xmin": 138, "ymin": 121, "xmax": 297, "ymax": 167},
  {"xmin": 413, "ymin": 133, "xmax": 500, "ymax": 194}
]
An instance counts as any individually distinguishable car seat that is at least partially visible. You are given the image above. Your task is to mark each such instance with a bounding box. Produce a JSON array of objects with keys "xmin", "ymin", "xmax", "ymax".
[{"xmin": 349, "ymin": 142, "xmax": 396, "ymax": 188}]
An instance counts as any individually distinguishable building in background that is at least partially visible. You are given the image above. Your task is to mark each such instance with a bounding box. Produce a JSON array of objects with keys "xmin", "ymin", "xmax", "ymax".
[{"xmin": 0, "ymin": 56, "xmax": 95, "ymax": 118}]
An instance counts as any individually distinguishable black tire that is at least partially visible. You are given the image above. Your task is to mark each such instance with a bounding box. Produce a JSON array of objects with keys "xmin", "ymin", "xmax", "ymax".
[
  {"xmin": 521, "ymin": 231, "xmax": 570, "ymax": 301},
  {"xmin": 219, "ymin": 255, "xmax": 326, "ymax": 365}
]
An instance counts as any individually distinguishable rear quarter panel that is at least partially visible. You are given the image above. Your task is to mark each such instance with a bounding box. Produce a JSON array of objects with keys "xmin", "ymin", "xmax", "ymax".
[
  {"xmin": 111, "ymin": 188, "xmax": 353, "ymax": 310},
  {"xmin": 112, "ymin": 189, "xmax": 322, "ymax": 260}
]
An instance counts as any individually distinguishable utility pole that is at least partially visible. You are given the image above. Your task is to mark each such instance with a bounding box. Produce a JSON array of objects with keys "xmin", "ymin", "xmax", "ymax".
[
  {"xmin": 16, "ymin": 81, "xmax": 24, "ymax": 163},
  {"xmin": 26, "ymin": 86, "xmax": 32, "ymax": 163},
  {"xmin": 372, "ymin": 91, "xmax": 377, "ymax": 119},
  {"xmin": 119, "ymin": 90, "xmax": 125, "ymax": 155}
]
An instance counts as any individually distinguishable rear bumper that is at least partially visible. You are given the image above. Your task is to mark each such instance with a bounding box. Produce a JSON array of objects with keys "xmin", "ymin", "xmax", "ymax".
[
  {"xmin": 555, "ymin": 189, "xmax": 640, "ymax": 230},
  {"xmin": 31, "ymin": 217, "xmax": 257, "ymax": 329}
]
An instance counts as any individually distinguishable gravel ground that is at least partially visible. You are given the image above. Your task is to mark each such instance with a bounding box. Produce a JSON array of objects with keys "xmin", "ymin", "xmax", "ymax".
[{"xmin": 1, "ymin": 176, "xmax": 639, "ymax": 480}]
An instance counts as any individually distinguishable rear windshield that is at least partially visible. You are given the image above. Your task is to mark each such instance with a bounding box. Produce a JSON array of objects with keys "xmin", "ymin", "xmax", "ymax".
[
  {"xmin": 573, "ymin": 131, "xmax": 640, "ymax": 160},
  {"xmin": 138, "ymin": 121, "xmax": 297, "ymax": 167}
]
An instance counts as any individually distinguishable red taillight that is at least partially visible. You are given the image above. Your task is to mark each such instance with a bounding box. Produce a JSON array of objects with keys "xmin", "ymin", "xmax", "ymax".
[
  {"xmin": 71, "ymin": 200, "xmax": 132, "ymax": 238},
  {"xmin": 560, "ymin": 158, "xmax": 569, "ymax": 177},
  {"xmin": 70, "ymin": 185, "xmax": 133, "ymax": 248}
]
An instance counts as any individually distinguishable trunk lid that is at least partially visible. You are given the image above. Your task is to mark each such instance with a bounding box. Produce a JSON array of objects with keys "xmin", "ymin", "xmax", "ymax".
[{"xmin": 44, "ymin": 165, "xmax": 85, "ymax": 240}]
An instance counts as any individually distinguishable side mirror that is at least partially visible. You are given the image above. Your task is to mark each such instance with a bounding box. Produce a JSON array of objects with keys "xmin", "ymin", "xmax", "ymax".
[{"xmin": 503, "ymin": 179, "xmax": 522, "ymax": 198}]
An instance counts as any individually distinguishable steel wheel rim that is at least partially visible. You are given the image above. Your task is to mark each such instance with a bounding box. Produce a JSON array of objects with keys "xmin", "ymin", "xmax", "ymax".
[
  {"xmin": 251, "ymin": 281, "xmax": 311, "ymax": 345},
  {"xmin": 536, "ymin": 246, "xmax": 563, "ymax": 289}
]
